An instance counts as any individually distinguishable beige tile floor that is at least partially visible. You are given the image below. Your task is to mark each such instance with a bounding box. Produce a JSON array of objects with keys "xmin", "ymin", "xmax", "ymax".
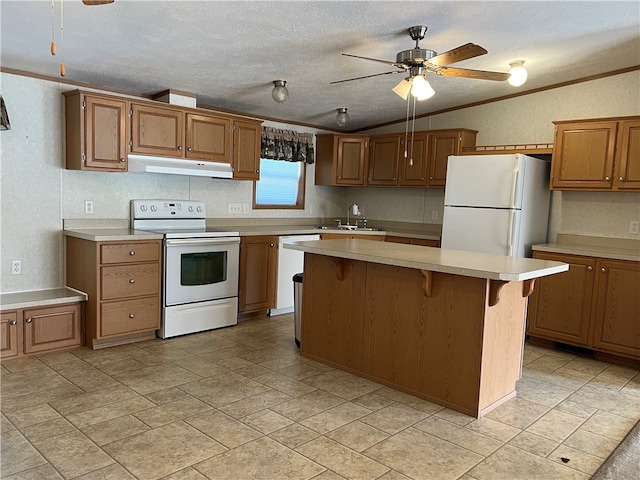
[{"xmin": 1, "ymin": 313, "xmax": 639, "ymax": 480}]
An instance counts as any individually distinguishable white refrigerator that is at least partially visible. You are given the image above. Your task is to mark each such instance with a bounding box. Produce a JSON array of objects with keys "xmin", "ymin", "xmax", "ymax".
[{"xmin": 441, "ymin": 154, "xmax": 551, "ymax": 257}]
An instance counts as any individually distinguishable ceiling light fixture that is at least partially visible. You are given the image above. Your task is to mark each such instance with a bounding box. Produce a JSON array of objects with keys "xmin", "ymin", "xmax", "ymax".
[
  {"xmin": 508, "ymin": 60, "xmax": 527, "ymax": 87},
  {"xmin": 271, "ymin": 80, "xmax": 289, "ymax": 103},
  {"xmin": 393, "ymin": 67, "xmax": 435, "ymax": 101},
  {"xmin": 335, "ymin": 107, "xmax": 350, "ymax": 127}
]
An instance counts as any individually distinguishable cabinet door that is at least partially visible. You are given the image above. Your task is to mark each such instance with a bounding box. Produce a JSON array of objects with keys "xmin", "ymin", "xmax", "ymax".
[
  {"xmin": 428, "ymin": 131, "xmax": 459, "ymax": 187},
  {"xmin": 614, "ymin": 119, "xmax": 640, "ymax": 190},
  {"xmin": 526, "ymin": 252, "xmax": 595, "ymax": 347},
  {"xmin": 23, "ymin": 303, "xmax": 82, "ymax": 354},
  {"xmin": 84, "ymin": 96, "xmax": 128, "ymax": 170},
  {"xmin": 1, "ymin": 311, "xmax": 19, "ymax": 359},
  {"xmin": 398, "ymin": 133, "xmax": 429, "ymax": 186},
  {"xmin": 186, "ymin": 113, "xmax": 232, "ymax": 163},
  {"xmin": 131, "ymin": 103, "xmax": 185, "ymax": 157},
  {"xmin": 100, "ymin": 297, "xmax": 160, "ymax": 337},
  {"xmin": 551, "ymin": 122, "xmax": 617, "ymax": 190},
  {"xmin": 336, "ymin": 137, "xmax": 368, "ymax": 185},
  {"xmin": 232, "ymin": 120, "xmax": 262, "ymax": 180},
  {"xmin": 239, "ymin": 236, "xmax": 277, "ymax": 312},
  {"xmin": 591, "ymin": 259, "xmax": 640, "ymax": 357},
  {"xmin": 368, "ymin": 135, "xmax": 400, "ymax": 186}
]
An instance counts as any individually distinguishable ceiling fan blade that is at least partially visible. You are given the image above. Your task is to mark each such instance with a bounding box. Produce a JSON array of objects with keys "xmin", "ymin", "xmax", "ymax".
[
  {"xmin": 330, "ymin": 70, "xmax": 405, "ymax": 85},
  {"xmin": 435, "ymin": 66, "xmax": 510, "ymax": 81},
  {"xmin": 82, "ymin": 0, "xmax": 115, "ymax": 5},
  {"xmin": 392, "ymin": 79, "xmax": 412, "ymax": 100},
  {"xmin": 429, "ymin": 43, "xmax": 487, "ymax": 66},
  {"xmin": 341, "ymin": 53, "xmax": 405, "ymax": 68}
]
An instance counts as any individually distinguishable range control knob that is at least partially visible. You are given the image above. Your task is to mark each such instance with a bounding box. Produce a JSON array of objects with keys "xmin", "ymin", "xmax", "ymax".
[
  {"xmin": 188, "ymin": 206, "xmax": 194, "ymax": 212},
  {"xmin": 196, "ymin": 206, "xmax": 202, "ymax": 213},
  {"xmin": 140, "ymin": 205, "xmax": 147, "ymax": 212},
  {"xmin": 150, "ymin": 205, "xmax": 157, "ymax": 212}
]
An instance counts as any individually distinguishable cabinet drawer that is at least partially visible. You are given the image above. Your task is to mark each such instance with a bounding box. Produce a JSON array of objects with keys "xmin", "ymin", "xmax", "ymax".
[
  {"xmin": 101, "ymin": 263, "xmax": 160, "ymax": 300},
  {"xmin": 1, "ymin": 311, "xmax": 19, "ymax": 358},
  {"xmin": 101, "ymin": 242, "xmax": 160, "ymax": 264},
  {"xmin": 100, "ymin": 297, "xmax": 160, "ymax": 337},
  {"xmin": 23, "ymin": 304, "xmax": 82, "ymax": 354}
]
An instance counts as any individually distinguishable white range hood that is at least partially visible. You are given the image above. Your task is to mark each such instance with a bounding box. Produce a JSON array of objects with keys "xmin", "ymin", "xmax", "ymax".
[{"xmin": 127, "ymin": 154, "xmax": 233, "ymax": 179}]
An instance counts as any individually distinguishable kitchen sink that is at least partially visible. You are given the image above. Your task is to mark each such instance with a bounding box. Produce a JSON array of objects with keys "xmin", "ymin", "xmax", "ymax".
[{"xmin": 316, "ymin": 225, "xmax": 383, "ymax": 232}]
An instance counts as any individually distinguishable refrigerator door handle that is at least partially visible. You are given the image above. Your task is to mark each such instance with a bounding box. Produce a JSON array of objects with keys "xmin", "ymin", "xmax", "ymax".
[
  {"xmin": 509, "ymin": 163, "xmax": 520, "ymax": 208},
  {"xmin": 507, "ymin": 209, "xmax": 515, "ymax": 256}
]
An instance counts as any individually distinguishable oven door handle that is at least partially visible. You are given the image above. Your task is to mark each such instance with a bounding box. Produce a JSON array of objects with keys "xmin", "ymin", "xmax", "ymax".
[{"xmin": 165, "ymin": 237, "xmax": 240, "ymax": 247}]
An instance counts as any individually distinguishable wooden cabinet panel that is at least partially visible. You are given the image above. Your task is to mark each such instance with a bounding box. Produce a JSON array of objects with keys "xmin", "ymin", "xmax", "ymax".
[
  {"xmin": 320, "ymin": 233, "xmax": 384, "ymax": 241},
  {"xmin": 101, "ymin": 297, "xmax": 160, "ymax": 337},
  {"xmin": 386, "ymin": 236, "xmax": 440, "ymax": 247},
  {"xmin": 427, "ymin": 130, "xmax": 477, "ymax": 187},
  {"xmin": 615, "ymin": 119, "xmax": 640, "ymax": 190},
  {"xmin": 131, "ymin": 103, "xmax": 185, "ymax": 157},
  {"xmin": 301, "ymin": 254, "xmax": 366, "ymax": 370},
  {"xmin": 592, "ymin": 259, "xmax": 640, "ymax": 357},
  {"xmin": 1, "ymin": 311, "xmax": 19, "ymax": 359},
  {"xmin": 100, "ymin": 242, "xmax": 160, "ymax": 264},
  {"xmin": 527, "ymin": 252, "xmax": 595, "ymax": 346},
  {"xmin": 239, "ymin": 235, "xmax": 277, "ymax": 312},
  {"xmin": 64, "ymin": 91, "xmax": 128, "ymax": 171},
  {"xmin": 232, "ymin": 119, "xmax": 262, "ymax": 180},
  {"xmin": 186, "ymin": 113, "xmax": 232, "ymax": 163},
  {"xmin": 551, "ymin": 121, "xmax": 617, "ymax": 189},
  {"xmin": 398, "ymin": 133, "xmax": 429, "ymax": 186},
  {"xmin": 368, "ymin": 135, "xmax": 400, "ymax": 185},
  {"xmin": 337, "ymin": 137, "xmax": 369, "ymax": 185},
  {"xmin": 23, "ymin": 303, "xmax": 82, "ymax": 354},
  {"xmin": 101, "ymin": 263, "xmax": 160, "ymax": 300}
]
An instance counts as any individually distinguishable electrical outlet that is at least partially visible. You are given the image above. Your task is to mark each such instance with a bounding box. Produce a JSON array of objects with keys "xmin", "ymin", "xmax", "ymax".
[
  {"xmin": 243, "ymin": 204, "xmax": 250, "ymax": 214},
  {"xmin": 630, "ymin": 220, "xmax": 640, "ymax": 235},
  {"xmin": 84, "ymin": 200, "xmax": 94, "ymax": 214},
  {"xmin": 431, "ymin": 210, "xmax": 438, "ymax": 221},
  {"xmin": 11, "ymin": 260, "xmax": 21, "ymax": 275},
  {"xmin": 228, "ymin": 203, "xmax": 241, "ymax": 214}
]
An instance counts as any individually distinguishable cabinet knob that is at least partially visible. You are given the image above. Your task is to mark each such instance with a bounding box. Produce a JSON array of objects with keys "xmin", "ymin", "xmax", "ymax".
[
  {"xmin": 619, "ymin": 177, "xmax": 625, "ymax": 182},
  {"xmin": 587, "ymin": 265, "xmax": 593, "ymax": 271},
  {"xmin": 129, "ymin": 279, "xmax": 135, "ymax": 284},
  {"xmin": 605, "ymin": 176, "xmax": 611, "ymax": 181},
  {"xmin": 10, "ymin": 320, "xmax": 17, "ymax": 325},
  {"xmin": 270, "ymin": 243, "xmax": 274, "ymax": 247},
  {"xmin": 421, "ymin": 177, "xmax": 425, "ymax": 180},
  {"xmin": 429, "ymin": 176, "xmax": 433, "ymax": 180},
  {"xmin": 187, "ymin": 147, "xmax": 192, "ymax": 152},
  {"xmin": 601, "ymin": 267, "xmax": 606, "ymax": 273},
  {"xmin": 120, "ymin": 158, "xmax": 125, "ymax": 163},
  {"xmin": 26, "ymin": 318, "xmax": 33, "ymax": 323},
  {"xmin": 178, "ymin": 146, "xmax": 183, "ymax": 151},
  {"xmin": 129, "ymin": 251, "xmax": 135, "ymax": 256},
  {"xmin": 256, "ymin": 169, "xmax": 259, "ymax": 173},
  {"xmin": 129, "ymin": 314, "xmax": 135, "ymax": 319}
]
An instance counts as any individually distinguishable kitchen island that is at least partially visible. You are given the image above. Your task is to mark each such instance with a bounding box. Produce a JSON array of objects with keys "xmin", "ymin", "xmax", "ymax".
[{"xmin": 284, "ymin": 239, "xmax": 568, "ymax": 417}]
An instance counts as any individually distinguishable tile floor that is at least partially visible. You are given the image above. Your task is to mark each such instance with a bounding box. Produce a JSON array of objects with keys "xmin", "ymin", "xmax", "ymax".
[{"xmin": 1, "ymin": 313, "xmax": 639, "ymax": 480}]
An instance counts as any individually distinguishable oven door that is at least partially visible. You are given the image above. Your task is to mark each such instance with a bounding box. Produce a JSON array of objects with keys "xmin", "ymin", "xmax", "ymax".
[{"xmin": 164, "ymin": 237, "xmax": 240, "ymax": 306}]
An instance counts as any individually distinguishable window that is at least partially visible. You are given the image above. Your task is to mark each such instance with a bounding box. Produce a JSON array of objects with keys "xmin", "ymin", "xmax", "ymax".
[{"xmin": 254, "ymin": 158, "xmax": 305, "ymax": 209}]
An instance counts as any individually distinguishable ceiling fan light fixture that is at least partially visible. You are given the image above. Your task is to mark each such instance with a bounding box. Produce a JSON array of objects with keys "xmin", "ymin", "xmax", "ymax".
[
  {"xmin": 392, "ymin": 78, "xmax": 412, "ymax": 100},
  {"xmin": 410, "ymin": 75, "xmax": 435, "ymax": 101},
  {"xmin": 335, "ymin": 107, "xmax": 350, "ymax": 127},
  {"xmin": 271, "ymin": 80, "xmax": 289, "ymax": 103},
  {"xmin": 508, "ymin": 60, "xmax": 527, "ymax": 87}
]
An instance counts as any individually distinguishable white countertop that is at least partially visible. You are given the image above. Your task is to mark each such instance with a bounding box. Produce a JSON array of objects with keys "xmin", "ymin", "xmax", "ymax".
[
  {"xmin": 285, "ymin": 239, "xmax": 568, "ymax": 281},
  {"xmin": 1, "ymin": 287, "xmax": 88, "ymax": 311},
  {"xmin": 533, "ymin": 234, "xmax": 640, "ymax": 262},
  {"xmin": 64, "ymin": 228, "xmax": 164, "ymax": 242}
]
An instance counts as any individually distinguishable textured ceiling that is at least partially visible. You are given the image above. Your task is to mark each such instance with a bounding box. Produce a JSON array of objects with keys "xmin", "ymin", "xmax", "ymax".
[{"xmin": 1, "ymin": 1, "xmax": 639, "ymax": 131}]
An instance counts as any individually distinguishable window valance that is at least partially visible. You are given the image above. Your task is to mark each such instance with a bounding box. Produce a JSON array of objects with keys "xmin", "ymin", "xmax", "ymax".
[{"xmin": 261, "ymin": 127, "xmax": 314, "ymax": 164}]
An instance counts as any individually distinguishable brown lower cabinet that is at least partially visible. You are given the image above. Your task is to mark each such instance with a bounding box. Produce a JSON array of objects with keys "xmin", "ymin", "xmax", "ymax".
[
  {"xmin": 319, "ymin": 233, "xmax": 384, "ymax": 241},
  {"xmin": 385, "ymin": 235, "xmax": 440, "ymax": 247},
  {"xmin": 527, "ymin": 251, "xmax": 640, "ymax": 359},
  {"xmin": 238, "ymin": 235, "xmax": 277, "ymax": 313},
  {"xmin": 1, "ymin": 302, "xmax": 83, "ymax": 359}
]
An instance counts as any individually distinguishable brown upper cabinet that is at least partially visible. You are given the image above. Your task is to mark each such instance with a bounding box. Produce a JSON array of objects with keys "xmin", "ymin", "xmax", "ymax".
[
  {"xmin": 427, "ymin": 129, "xmax": 478, "ymax": 187},
  {"xmin": 398, "ymin": 132, "xmax": 429, "ymax": 186},
  {"xmin": 64, "ymin": 91, "xmax": 128, "ymax": 171},
  {"xmin": 551, "ymin": 116, "xmax": 640, "ymax": 191},
  {"xmin": 315, "ymin": 134, "xmax": 370, "ymax": 186},
  {"xmin": 131, "ymin": 103, "xmax": 186, "ymax": 157},
  {"xmin": 231, "ymin": 119, "xmax": 262, "ymax": 180},
  {"xmin": 368, "ymin": 134, "xmax": 401, "ymax": 186}
]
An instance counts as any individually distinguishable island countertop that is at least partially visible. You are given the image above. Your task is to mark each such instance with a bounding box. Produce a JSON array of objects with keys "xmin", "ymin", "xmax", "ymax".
[{"xmin": 285, "ymin": 238, "xmax": 568, "ymax": 281}]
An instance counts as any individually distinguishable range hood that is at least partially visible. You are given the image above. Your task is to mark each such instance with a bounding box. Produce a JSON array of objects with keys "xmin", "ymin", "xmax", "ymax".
[{"xmin": 127, "ymin": 154, "xmax": 233, "ymax": 179}]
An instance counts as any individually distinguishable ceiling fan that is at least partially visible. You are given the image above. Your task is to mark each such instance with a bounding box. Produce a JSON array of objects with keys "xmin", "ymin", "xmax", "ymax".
[
  {"xmin": 331, "ymin": 25, "xmax": 511, "ymax": 101},
  {"xmin": 82, "ymin": 0, "xmax": 114, "ymax": 5}
]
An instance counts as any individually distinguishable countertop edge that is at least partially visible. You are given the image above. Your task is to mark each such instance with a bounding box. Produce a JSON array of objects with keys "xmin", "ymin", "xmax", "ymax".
[
  {"xmin": 533, "ymin": 243, "xmax": 640, "ymax": 262},
  {"xmin": 64, "ymin": 228, "xmax": 164, "ymax": 241},
  {"xmin": 1, "ymin": 287, "xmax": 88, "ymax": 311}
]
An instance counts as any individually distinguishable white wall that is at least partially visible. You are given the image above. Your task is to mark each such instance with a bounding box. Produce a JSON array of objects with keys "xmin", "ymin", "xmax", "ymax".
[{"xmin": 0, "ymin": 73, "xmax": 344, "ymax": 293}]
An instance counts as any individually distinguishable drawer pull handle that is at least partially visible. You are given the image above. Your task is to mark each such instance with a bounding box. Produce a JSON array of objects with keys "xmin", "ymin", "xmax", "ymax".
[
  {"xmin": 26, "ymin": 318, "xmax": 33, "ymax": 323},
  {"xmin": 129, "ymin": 251, "xmax": 135, "ymax": 256},
  {"xmin": 129, "ymin": 279, "xmax": 135, "ymax": 284},
  {"xmin": 129, "ymin": 314, "xmax": 135, "ymax": 319},
  {"xmin": 10, "ymin": 320, "xmax": 17, "ymax": 326}
]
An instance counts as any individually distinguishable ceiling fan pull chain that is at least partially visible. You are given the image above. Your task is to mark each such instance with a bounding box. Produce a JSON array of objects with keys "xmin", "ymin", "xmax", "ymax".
[
  {"xmin": 59, "ymin": 0, "xmax": 65, "ymax": 76},
  {"xmin": 409, "ymin": 95, "xmax": 417, "ymax": 166},
  {"xmin": 404, "ymin": 93, "xmax": 411, "ymax": 162},
  {"xmin": 50, "ymin": 0, "xmax": 57, "ymax": 55}
]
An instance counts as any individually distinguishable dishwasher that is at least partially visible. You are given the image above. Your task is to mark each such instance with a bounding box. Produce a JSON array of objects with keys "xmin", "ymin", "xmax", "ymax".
[{"xmin": 270, "ymin": 234, "xmax": 320, "ymax": 316}]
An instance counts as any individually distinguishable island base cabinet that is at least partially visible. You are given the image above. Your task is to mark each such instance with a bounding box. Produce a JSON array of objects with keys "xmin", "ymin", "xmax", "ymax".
[{"xmin": 301, "ymin": 253, "xmax": 528, "ymax": 417}]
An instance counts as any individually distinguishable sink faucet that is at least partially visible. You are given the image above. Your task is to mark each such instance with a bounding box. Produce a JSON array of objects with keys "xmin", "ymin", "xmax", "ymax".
[{"xmin": 347, "ymin": 203, "xmax": 362, "ymax": 226}]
